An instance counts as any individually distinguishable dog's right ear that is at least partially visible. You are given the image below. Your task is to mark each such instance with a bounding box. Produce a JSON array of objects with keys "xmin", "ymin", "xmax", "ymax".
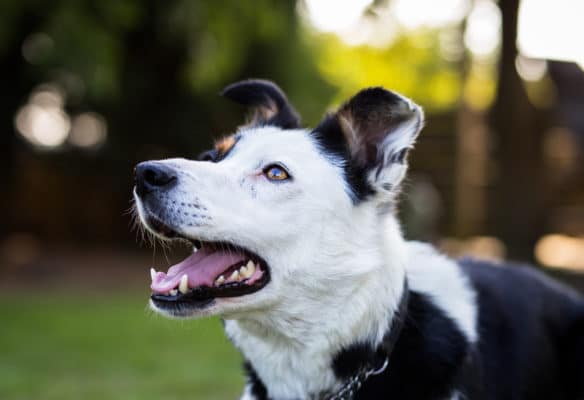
[
  {"xmin": 313, "ymin": 87, "xmax": 424, "ymax": 201},
  {"xmin": 221, "ymin": 79, "xmax": 301, "ymax": 130}
]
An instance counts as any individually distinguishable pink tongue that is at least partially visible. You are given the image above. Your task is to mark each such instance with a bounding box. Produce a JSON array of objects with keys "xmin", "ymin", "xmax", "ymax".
[{"xmin": 150, "ymin": 247, "xmax": 247, "ymax": 293}]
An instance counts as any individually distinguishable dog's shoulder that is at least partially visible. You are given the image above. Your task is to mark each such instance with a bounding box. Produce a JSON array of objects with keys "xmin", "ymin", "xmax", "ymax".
[
  {"xmin": 458, "ymin": 257, "xmax": 584, "ymax": 399},
  {"xmin": 458, "ymin": 256, "xmax": 584, "ymax": 351},
  {"xmin": 405, "ymin": 242, "xmax": 479, "ymax": 343},
  {"xmin": 459, "ymin": 256, "xmax": 584, "ymax": 316}
]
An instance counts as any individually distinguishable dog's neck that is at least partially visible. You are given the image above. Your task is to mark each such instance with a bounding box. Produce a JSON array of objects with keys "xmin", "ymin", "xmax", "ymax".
[{"xmin": 224, "ymin": 215, "xmax": 408, "ymax": 399}]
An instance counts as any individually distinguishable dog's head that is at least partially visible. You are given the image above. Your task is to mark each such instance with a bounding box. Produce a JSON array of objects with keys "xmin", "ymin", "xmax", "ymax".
[{"xmin": 133, "ymin": 80, "xmax": 423, "ymax": 319}]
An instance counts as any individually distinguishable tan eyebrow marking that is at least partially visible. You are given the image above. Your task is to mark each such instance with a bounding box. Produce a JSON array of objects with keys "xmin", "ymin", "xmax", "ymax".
[{"xmin": 214, "ymin": 135, "xmax": 237, "ymax": 156}]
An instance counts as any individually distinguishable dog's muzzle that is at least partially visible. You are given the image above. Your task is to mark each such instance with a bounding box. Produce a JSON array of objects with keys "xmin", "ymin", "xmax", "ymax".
[{"xmin": 132, "ymin": 161, "xmax": 272, "ymax": 316}]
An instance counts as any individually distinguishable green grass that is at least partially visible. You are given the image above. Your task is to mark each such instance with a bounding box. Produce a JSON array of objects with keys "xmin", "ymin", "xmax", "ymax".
[{"xmin": 0, "ymin": 293, "xmax": 244, "ymax": 400}]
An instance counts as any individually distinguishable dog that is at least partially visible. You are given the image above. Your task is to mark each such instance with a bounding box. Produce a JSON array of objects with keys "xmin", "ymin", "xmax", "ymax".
[{"xmin": 133, "ymin": 79, "xmax": 584, "ymax": 399}]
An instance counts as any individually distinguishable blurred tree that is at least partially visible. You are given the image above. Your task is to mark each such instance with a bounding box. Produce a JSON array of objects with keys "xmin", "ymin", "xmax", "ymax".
[{"xmin": 487, "ymin": 0, "xmax": 550, "ymax": 261}]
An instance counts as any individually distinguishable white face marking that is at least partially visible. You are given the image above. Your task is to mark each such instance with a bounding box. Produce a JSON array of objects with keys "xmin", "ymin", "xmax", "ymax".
[{"xmin": 136, "ymin": 126, "xmax": 360, "ymax": 318}]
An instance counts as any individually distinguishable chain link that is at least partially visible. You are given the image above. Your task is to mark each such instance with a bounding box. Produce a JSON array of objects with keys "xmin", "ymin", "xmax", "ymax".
[{"xmin": 323, "ymin": 357, "xmax": 389, "ymax": 400}]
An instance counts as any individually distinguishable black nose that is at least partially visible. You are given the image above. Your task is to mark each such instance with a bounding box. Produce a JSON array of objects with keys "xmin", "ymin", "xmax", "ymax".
[{"xmin": 134, "ymin": 162, "xmax": 177, "ymax": 196}]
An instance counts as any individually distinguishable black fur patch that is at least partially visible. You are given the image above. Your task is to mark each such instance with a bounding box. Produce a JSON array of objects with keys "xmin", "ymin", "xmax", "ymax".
[
  {"xmin": 221, "ymin": 79, "xmax": 301, "ymax": 130},
  {"xmin": 459, "ymin": 259, "xmax": 584, "ymax": 399},
  {"xmin": 331, "ymin": 343, "xmax": 383, "ymax": 381},
  {"xmin": 197, "ymin": 149, "xmax": 218, "ymax": 162},
  {"xmin": 244, "ymin": 361, "xmax": 269, "ymax": 400},
  {"xmin": 311, "ymin": 115, "xmax": 375, "ymax": 203},
  {"xmin": 332, "ymin": 291, "xmax": 471, "ymax": 399}
]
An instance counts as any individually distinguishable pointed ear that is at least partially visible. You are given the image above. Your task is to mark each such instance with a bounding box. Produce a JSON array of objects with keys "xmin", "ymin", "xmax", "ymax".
[
  {"xmin": 221, "ymin": 79, "xmax": 301, "ymax": 129},
  {"xmin": 314, "ymin": 87, "xmax": 424, "ymax": 197}
]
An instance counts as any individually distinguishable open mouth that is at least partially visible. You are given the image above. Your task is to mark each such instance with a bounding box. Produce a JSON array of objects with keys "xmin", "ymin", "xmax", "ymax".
[{"xmin": 146, "ymin": 217, "xmax": 270, "ymax": 311}]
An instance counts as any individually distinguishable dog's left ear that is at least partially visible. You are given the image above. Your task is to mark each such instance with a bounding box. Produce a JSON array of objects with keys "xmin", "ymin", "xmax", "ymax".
[
  {"xmin": 314, "ymin": 87, "xmax": 424, "ymax": 196},
  {"xmin": 221, "ymin": 79, "xmax": 301, "ymax": 130}
]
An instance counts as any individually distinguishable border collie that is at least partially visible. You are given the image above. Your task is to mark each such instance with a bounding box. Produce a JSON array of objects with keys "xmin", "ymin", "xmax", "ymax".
[{"xmin": 133, "ymin": 80, "xmax": 584, "ymax": 400}]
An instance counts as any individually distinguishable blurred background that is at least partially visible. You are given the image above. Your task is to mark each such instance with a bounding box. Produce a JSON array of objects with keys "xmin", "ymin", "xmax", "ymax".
[{"xmin": 1, "ymin": 0, "xmax": 583, "ymax": 398}]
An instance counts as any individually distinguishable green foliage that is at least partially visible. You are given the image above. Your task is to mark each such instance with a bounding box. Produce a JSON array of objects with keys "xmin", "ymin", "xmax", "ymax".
[
  {"xmin": 170, "ymin": 0, "xmax": 292, "ymax": 92},
  {"xmin": 306, "ymin": 30, "xmax": 463, "ymax": 111}
]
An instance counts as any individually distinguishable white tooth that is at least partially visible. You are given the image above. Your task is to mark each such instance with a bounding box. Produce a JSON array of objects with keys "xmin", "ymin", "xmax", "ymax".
[
  {"xmin": 170, "ymin": 289, "xmax": 178, "ymax": 296},
  {"xmin": 229, "ymin": 270, "xmax": 240, "ymax": 281},
  {"xmin": 241, "ymin": 265, "xmax": 252, "ymax": 279},
  {"xmin": 215, "ymin": 275, "xmax": 225, "ymax": 286},
  {"xmin": 150, "ymin": 268, "xmax": 157, "ymax": 281},
  {"xmin": 179, "ymin": 274, "xmax": 189, "ymax": 294},
  {"xmin": 246, "ymin": 261, "xmax": 256, "ymax": 277},
  {"xmin": 239, "ymin": 265, "xmax": 248, "ymax": 274}
]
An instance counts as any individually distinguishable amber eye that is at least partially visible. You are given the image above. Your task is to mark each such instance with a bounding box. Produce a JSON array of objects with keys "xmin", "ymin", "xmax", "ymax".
[{"xmin": 264, "ymin": 164, "xmax": 290, "ymax": 181}]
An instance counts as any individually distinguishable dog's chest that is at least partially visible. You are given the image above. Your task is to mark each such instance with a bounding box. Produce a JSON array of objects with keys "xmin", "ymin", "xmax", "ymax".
[{"xmin": 225, "ymin": 320, "xmax": 340, "ymax": 399}]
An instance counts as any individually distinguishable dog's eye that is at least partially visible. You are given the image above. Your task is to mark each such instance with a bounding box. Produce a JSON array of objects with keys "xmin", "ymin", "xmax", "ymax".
[{"xmin": 264, "ymin": 164, "xmax": 290, "ymax": 181}]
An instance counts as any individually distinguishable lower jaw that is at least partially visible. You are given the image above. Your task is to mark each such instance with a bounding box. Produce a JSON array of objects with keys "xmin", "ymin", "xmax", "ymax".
[{"xmin": 150, "ymin": 297, "xmax": 216, "ymax": 317}]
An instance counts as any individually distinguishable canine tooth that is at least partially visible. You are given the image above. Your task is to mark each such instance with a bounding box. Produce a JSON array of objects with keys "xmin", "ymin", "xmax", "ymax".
[
  {"xmin": 150, "ymin": 268, "xmax": 156, "ymax": 280},
  {"xmin": 239, "ymin": 265, "xmax": 248, "ymax": 274},
  {"xmin": 179, "ymin": 274, "xmax": 189, "ymax": 294},
  {"xmin": 246, "ymin": 260, "xmax": 254, "ymax": 269},
  {"xmin": 170, "ymin": 289, "xmax": 178, "ymax": 296},
  {"xmin": 229, "ymin": 270, "xmax": 240, "ymax": 281},
  {"xmin": 215, "ymin": 275, "xmax": 225, "ymax": 286}
]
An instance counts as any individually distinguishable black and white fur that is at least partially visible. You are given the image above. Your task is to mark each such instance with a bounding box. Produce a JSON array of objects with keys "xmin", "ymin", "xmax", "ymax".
[{"xmin": 134, "ymin": 80, "xmax": 584, "ymax": 399}]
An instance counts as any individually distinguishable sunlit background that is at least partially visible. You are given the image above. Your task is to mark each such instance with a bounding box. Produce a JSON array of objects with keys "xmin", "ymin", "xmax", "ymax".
[{"xmin": 1, "ymin": 0, "xmax": 583, "ymax": 398}]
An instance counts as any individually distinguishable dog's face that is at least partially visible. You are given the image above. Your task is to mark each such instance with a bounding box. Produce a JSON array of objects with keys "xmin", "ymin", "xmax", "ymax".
[{"xmin": 133, "ymin": 80, "xmax": 423, "ymax": 319}]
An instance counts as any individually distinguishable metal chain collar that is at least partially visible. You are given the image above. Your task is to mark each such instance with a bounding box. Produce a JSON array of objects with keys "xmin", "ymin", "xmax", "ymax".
[{"xmin": 323, "ymin": 357, "xmax": 390, "ymax": 400}]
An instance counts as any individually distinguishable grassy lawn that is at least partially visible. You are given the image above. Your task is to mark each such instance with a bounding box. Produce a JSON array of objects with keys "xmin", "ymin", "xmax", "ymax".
[{"xmin": 0, "ymin": 293, "xmax": 244, "ymax": 400}]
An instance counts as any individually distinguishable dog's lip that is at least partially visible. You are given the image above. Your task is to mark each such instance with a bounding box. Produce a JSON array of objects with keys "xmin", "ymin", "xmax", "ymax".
[
  {"xmin": 145, "ymin": 214, "xmax": 182, "ymax": 240},
  {"xmin": 150, "ymin": 258, "xmax": 270, "ymax": 310},
  {"xmin": 150, "ymin": 243, "xmax": 267, "ymax": 292},
  {"xmin": 140, "ymin": 208, "xmax": 271, "ymax": 305},
  {"xmin": 150, "ymin": 264, "xmax": 270, "ymax": 302}
]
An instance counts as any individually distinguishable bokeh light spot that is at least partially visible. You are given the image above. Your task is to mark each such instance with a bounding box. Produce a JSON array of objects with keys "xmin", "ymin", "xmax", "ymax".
[
  {"xmin": 69, "ymin": 112, "xmax": 108, "ymax": 149},
  {"xmin": 303, "ymin": 0, "xmax": 373, "ymax": 33},
  {"xmin": 536, "ymin": 234, "xmax": 584, "ymax": 271},
  {"xmin": 14, "ymin": 84, "xmax": 71, "ymax": 149},
  {"xmin": 21, "ymin": 32, "xmax": 54, "ymax": 64},
  {"xmin": 464, "ymin": 0, "xmax": 501, "ymax": 59},
  {"xmin": 515, "ymin": 55, "xmax": 547, "ymax": 82}
]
